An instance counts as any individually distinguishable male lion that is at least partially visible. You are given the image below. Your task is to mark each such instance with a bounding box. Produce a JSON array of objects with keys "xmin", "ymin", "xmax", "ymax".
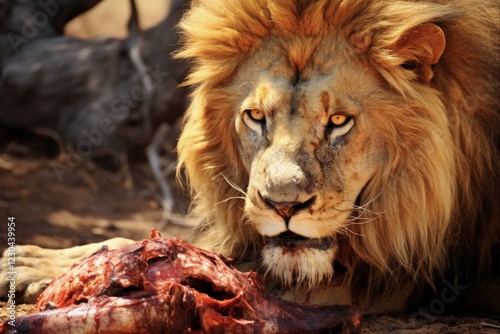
[
  {"xmin": 2, "ymin": 0, "xmax": 499, "ymax": 314},
  {"xmin": 176, "ymin": 0, "xmax": 500, "ymax": 313}
]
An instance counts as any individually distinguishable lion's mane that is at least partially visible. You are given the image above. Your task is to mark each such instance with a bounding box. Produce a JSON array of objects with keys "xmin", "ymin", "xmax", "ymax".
[{"xmin": 176, "ymin": 0, "xmax": 499, "ymax": 306}]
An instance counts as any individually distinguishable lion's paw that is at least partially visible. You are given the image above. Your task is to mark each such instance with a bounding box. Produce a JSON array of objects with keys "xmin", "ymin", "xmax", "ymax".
[{"xmin": 0, "ymin": 238, "xmax": 134, "ymax": 303}]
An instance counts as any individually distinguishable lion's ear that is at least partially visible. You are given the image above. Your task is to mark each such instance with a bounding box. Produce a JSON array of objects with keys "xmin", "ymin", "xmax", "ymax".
[{"xmin": 390, "ymin": 23, "xmax": 446, "ymax": 84}]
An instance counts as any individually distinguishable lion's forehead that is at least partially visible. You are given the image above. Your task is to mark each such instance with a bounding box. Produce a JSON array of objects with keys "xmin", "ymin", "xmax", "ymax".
[{"xmin": 235, "ymin": 37, "xmax": 374, "ymax": 121}]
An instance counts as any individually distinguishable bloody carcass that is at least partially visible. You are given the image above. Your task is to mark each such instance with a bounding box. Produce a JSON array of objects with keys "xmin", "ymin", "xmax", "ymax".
[{"xmin": 0, "ymin": 230, "xmax": 361, "ymax": 333}]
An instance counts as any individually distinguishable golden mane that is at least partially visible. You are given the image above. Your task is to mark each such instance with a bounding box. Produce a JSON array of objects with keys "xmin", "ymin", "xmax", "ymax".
[{"xmin": 177, "ymin": 0, "xmax": 499, "ymax": 305}]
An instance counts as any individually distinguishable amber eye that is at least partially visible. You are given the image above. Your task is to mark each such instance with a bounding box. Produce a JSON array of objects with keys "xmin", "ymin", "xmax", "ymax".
[
  {"xmin": 247, "ymin": 109, "xmax": 265, "ymax": 122},
  {"xmin": 330, "ymin": 114, "xmax": 349, "ymax": 126}
]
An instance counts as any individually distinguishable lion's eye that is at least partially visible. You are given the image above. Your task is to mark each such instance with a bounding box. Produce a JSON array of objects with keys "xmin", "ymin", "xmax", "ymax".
[
  {"xmin": 330, "ymin": 114, "xmax": 349, "ymax": 126},
  {"xmin": 326, "ymin": 114, "xmax": 354, "ymax": 145},
  {"xmin": 247, "ymin": 109, "xmax": 265, "ymax": 122},
  {"xmin": 242, "ymin": 108, "xmax": 266, "ymax": 135}
]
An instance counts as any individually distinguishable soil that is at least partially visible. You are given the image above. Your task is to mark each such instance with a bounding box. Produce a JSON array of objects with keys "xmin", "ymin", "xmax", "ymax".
[{"xmin": 0, "ymin": 132, "xmax": 499, "ymax": 333}]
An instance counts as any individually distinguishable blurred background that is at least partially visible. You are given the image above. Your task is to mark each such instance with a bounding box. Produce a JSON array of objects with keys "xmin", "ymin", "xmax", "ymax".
[
  {"xmin": 0, "ymin": 0, "xmax": 195, "ymax": 252},
  {"xmin": 65, "ymin": 0, "xmax": 169, "ymax": 38}
]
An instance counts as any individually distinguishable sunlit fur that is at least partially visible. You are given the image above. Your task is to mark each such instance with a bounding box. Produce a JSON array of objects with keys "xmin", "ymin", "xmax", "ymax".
[
  {"xmin": 262, "ymin": 245, "xmax": 337, "ymax": 288},
  {"xmin": 176, "ymin": 0, "xmax": 499, "ymax": 312}
]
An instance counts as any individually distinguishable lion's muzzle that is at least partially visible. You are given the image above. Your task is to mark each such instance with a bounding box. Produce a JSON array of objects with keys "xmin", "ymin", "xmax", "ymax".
[{"xmin": 260, "ymin": 193, "xmax": 316, "ymax": 222}]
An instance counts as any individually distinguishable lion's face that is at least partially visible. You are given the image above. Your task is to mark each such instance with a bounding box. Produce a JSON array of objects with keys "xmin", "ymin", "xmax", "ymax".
[
  {"xmin": 232, "ymin": 37, "xmax": 387, "ymax": 286},
  {"xmin": 178, "ymin": 0, "xmax": 499, "ymax": 311}
]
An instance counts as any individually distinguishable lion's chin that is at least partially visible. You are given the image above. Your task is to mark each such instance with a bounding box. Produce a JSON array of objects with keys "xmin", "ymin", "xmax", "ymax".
[{"xmin": 262, "ymin": 234, "xmax": 337, "ymax": 288}]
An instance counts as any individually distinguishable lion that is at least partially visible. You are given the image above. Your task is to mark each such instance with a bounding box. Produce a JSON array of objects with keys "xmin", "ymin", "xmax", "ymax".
[
  {"xmin": 1, "ymin": 0, "xmax": 499, "ymax": 315},
  {"xmin": 175, "ymin": 0, "xmax": 500, "ymax": 313}
]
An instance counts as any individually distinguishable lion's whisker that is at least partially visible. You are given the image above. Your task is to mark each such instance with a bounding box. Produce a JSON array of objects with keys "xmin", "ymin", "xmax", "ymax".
[
  {"xmin": 346, "ymin": 217, "xmax": 379, "ymax": 226},
  {"xmin": 342, "ymin": 227, "xmax": 365, "ymax": 238},
  {"xmin": 216, "ymin": 196, "xmax": 247, "ymax": 206},
  {"xmin": 220, "ymin": 173, "xmax": 247, "ymax": 196},
  {"xmin": 332, "ymin": 202, "xmax": 381, "ymax": 220}
]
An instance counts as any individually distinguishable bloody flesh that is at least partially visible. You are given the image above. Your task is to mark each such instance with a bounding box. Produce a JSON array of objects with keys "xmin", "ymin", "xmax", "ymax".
[{"xmin": 0, "ymin": 230, "xmax": 361, "ymax": 333}]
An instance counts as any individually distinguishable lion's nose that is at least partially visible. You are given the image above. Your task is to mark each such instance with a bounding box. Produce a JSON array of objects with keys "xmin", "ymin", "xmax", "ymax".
[{"xmin": 261, "ymin": 195, "xmax": 316, "ymax": 222}]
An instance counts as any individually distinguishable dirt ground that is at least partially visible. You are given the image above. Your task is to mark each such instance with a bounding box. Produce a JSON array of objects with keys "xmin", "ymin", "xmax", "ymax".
[{"xmin": 0, "ymin": 133, "xmax": 499, "ymax": 333}]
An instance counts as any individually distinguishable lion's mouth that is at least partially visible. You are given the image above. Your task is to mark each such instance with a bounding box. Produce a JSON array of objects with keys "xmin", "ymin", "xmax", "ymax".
[{"xmin": 265, "ymin": 231, "xmax": 335, "ymax": 250}]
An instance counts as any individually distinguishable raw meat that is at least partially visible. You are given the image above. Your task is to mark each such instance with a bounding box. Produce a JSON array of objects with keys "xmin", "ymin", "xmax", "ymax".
[{"xmin": 0, "ymin": 230, "xmax": 361, "ymax": 333}]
